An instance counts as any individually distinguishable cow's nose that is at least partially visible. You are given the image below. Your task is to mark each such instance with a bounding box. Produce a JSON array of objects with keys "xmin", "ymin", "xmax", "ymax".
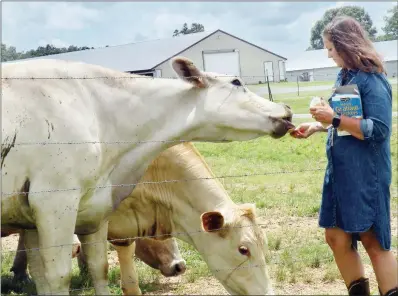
[{"xmin": 173, "ymin": 260, "xmax": 186, "ymax": 275}]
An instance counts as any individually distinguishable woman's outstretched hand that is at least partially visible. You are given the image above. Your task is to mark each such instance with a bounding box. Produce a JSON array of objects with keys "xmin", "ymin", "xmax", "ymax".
[{"xmin": 290, "ymin": 122, "xmax": 323, "ymax": 139}]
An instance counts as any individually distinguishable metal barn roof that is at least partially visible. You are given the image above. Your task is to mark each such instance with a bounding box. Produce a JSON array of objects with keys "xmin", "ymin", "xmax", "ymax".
[
  {"xmin": 4, "ymin": 29, "xmax": 286, "ymax": 71},
  {"xmin": 286, "ymin": 39, "xmax": 398, "ymax": 72},
  {"xmin": 4, "ymin": 31, "xmax": 211, "ymax": 71}
]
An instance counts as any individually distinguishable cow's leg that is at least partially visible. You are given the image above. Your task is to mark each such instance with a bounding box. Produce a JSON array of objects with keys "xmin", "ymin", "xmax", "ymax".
[
  {"xmin": 26, "ymin": 190, "xmax": 80, "ymax": 295},
  {"xmin": 113, "ymin": 242, "xmax": 142, "ymax": 295},
  {"xmin": 24, "ymin": 229, "xmax": 50, "ymax": 293},
  {"xmin": 77, "ymin": 221, "xmax": 110, "ymax": 295},
  {"xmin": 10, "ymin": 232, "xmax": 31, "ymax": 283}
]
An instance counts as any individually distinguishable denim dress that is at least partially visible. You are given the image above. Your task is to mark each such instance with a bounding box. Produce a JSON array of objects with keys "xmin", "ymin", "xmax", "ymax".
[{"xmin": 319, "ymin": 68, "xmax": 393, "ymax": 250}]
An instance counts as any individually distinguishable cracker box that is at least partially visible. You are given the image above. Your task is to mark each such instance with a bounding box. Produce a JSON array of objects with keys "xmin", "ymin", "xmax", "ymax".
[{"xmin": 330, "ymin": 84, "xmax": 363, "ymax": 136}]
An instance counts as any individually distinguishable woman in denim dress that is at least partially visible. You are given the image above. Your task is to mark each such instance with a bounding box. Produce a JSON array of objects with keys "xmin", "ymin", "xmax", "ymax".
[{"xmin": 291, "ymin": 16, "xmax": 397, "ymax": 296}]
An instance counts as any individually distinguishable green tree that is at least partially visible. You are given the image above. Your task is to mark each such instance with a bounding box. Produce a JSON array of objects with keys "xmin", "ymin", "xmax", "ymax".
[
  {"xmin": 309, "ymin": 6, "xmax": 377, "ymax": 49},
  {"xmin": 173, "ymin": 22, "xmax": 205, "ymax": 37},
  {"xmin": 380, "ymin": 4, "xmax": 398, "ymax": 40},
  {"xmin": 1, "ymin": 43, "xmax": 22, "ymax": 62}
]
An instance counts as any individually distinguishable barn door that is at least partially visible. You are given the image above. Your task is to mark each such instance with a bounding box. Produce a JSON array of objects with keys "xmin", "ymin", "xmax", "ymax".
[
  {"xmin": 264, "ymin": 61, "xmax": 274, "ymax": 82},
  {"xmin": 203, "ymin": 50, "xmax": 240, "ymax": 77}
]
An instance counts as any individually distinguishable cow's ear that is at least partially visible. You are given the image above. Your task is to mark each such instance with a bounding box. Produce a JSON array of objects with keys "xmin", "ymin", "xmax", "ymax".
[
  {"xmin": 201, "ymin": 211, "xmax": 225, "ymax": 232},
  {"xmin": 171, "ymin": 56, "xmax": 208, "ymax": 88}
]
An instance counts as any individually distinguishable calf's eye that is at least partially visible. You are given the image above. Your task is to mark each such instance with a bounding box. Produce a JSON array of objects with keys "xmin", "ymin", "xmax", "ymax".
[{"xmin": 238, "ymin": 246, "xmax": 250, "ymax": 256}]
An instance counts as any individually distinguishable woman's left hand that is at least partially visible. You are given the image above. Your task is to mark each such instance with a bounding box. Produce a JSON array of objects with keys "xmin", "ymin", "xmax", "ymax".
[{"xmin": 310, "ymin": 104, "xmax": 334, "ymax": 125}]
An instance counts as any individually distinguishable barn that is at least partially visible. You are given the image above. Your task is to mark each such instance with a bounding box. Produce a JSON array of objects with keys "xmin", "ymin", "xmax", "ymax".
[
  {"xmin": 7, "ymin": 29, "xmax": 287, "ymax": 85},
  {"xmin": 285, "ymin": 39, "xmax": 398, "ymax": 82}
]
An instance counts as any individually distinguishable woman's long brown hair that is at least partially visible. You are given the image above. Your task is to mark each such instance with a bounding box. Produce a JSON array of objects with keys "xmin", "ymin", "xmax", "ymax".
[{"xmin": 323, "ymin": 16, "xmax": 386, "ymax": 74}]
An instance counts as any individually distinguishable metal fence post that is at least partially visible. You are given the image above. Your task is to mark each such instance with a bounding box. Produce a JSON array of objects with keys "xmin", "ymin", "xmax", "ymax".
[{"xmin": 296, "ymin": 76, "xmax": 300, "ymax": 96}]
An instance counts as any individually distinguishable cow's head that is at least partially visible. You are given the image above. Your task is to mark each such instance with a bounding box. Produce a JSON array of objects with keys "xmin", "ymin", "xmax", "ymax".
[
  {"xmin": 171, "ymin": 56, "xmax": 294, "ymax": 141},
  {"xmin": 135, "ymin": 237, "xmax": 186, "ymax": 277}
]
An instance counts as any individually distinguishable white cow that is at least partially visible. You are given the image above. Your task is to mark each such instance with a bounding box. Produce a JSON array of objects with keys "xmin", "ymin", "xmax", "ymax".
[{"xmin": 1, "ymin": 56, "xmax": 292, "ymax": 295}]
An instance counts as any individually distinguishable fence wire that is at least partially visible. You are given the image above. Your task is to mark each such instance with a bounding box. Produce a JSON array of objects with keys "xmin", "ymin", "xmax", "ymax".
[
  {"xmin": 3, "ymin": 73, "xmax": 391, "ymax": 80},
  {"xmin": 2, "ymin": 167, "xmax": 325, "ymax": 197},
  {"xmin": 2, "ymin": 234, "xmax": 384, "ymax": 296},
  {"xmin": 0, "ymin": 74, "xmax": 338, "ymax": 80},
  {"xmin": 1, "ymin": 72, "xmax": 397, "ymax": 295},
  {"xmin": 1, "ymin": 169, "xmax": 397, "ymax": 294}
]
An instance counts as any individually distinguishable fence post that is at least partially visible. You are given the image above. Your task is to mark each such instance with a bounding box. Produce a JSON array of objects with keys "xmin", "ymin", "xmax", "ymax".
[
  {"xmin": 296, "ymin": 76, "xmax": 300, "ymax": 96},
  {"xmin": 266, "ymin": 71, "xmax": 273, "ymax": 102}
]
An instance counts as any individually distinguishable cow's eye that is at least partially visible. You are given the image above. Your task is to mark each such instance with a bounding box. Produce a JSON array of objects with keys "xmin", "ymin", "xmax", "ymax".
[
  {"xmin": 231, "ymin": 79, "xmax": 242, "ymax": 86},
  {"xmin": 238, "ymin": 246, "xmax": 250, "ymax": 256}
]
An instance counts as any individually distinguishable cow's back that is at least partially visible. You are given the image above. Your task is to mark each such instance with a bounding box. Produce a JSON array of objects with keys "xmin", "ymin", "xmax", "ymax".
[{"xmin": 1, "ymin": 59, "xmax": 117, "ymax": 219}]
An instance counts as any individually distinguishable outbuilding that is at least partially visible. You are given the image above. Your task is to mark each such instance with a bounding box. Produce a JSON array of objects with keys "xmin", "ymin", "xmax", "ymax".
[
  {"xmin": 286, "ymin": 39, "xmax": 398, "ymax": 82},
  {"xmin": 8, "ymin": 29, "xmax": 287, "ymax": 84}
]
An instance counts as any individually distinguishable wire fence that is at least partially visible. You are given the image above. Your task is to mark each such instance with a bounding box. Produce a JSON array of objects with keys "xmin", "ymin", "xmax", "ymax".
[
  {"xmin": 1, "ymin": 72, "xmax": 379, "ymax": 80},
  {"xmin": 1, "ymin": 167, "xmax": 397, "ymax": 294},
  {"xmin": 2, "ymin": 72, "xmax": 397, "ymax": 103},
  {"xmin": 1, "ymin": 73, "xmax": 397, "ymax": 295},
  {"xmin": 1, "ymin": 168, "xmax": 397, "ymax": 295}
]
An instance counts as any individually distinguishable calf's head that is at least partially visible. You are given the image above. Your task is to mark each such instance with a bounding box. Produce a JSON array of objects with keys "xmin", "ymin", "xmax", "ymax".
[
  {"xmin": 198, "ymin": 204, "xmax": 274, "ymax": 295},
  {"xmin": 171, "ymin": 56, "xmax": 294, "ymax": 141},
  {"xmin": 135, "ymin": 237, "xmax": 186, "ymax": 277}
]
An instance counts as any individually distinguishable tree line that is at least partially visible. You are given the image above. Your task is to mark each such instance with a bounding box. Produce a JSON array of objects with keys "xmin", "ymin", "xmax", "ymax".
[
  {"xmin": 1, "ymin": 44, "xmax": 94, "ymax": 62},
  {"xmin": 1, "ymin": 4, "xmax": 397, "ymax": 62}
]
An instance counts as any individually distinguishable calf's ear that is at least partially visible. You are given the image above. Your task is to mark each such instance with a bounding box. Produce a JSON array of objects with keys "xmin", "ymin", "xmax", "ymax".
[
  {"xmin": 201, "ymin": 211, "xmax": 225, "ymax": 232},
  {"xmin": 171, "ymin": 56, "xmax": 208, "ymax": 88}
]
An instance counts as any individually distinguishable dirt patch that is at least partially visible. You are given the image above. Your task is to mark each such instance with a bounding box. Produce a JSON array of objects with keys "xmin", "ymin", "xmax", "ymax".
[
  {"xmin": 1, "ymin": 234, "xmax": 20, "ymax": 253},
  {"xmin": 146, "ymin": 276, "xmax": 228, "ymax": 295},
  {"xmin": 258, "ymin": 212, "xmax": 319, "ymax": 233}
]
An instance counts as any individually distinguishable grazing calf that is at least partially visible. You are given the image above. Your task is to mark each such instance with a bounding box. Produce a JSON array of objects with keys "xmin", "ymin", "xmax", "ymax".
[{"xmin": 101, "ymin": 143, "xmax": 275, "ymax": 295}]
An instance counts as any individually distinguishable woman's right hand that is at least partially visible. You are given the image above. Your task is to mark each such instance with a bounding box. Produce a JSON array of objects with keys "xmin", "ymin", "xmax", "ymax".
[{"xmin": 290, "ymin": 122, "xmax": 321, "ymax": 139}]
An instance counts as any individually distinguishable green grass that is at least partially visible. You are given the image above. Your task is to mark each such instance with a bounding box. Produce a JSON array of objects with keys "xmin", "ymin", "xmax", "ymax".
[
  {"xmin": 248, "ymin": 80, "xmax": 334, "ymax": 89},
  {"xmin": 262, "ymin": 87, "xmax": 398, "ymax": 115},
  {"xmin": 2, "ymin": 115, "xmax": 397, "ymax": 295},
  {"xmin": 248, "ymin": 77, "xmax": 397, "ymax": 90}
]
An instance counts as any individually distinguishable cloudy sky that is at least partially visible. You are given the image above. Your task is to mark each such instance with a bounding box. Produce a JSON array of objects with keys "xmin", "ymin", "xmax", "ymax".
[{"xmin": 2, "ymin": 1, "xmax": 396, "ymax": 59}]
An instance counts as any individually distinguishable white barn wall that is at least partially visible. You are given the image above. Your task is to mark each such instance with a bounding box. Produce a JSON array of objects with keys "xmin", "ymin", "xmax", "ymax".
[
  {"xmin": 155, "ymin": 31, "xmax": 286, "ymax": 84},
  {"xmin": 385, "ymin": 61, "xmax": 398, "ymax": 78},
  {"xmin": 287, "ymin": 61, "xmax": 397, "ymax": 82},
  {"xmin": 286, "ymin": 67, "xmax": 340, "ymax": 82}
]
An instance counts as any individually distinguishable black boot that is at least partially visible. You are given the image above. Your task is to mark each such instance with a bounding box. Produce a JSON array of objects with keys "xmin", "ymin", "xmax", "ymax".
[
  {"xmin": 348, "ymin": 277, "xmax": 370, "ymax": 296},
  {"xmin": 379, "ymin": 287, "xmax": 398, "ymax": 296}
]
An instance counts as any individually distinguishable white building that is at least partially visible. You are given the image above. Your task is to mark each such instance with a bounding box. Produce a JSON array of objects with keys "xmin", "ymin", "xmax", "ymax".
[
  {"xmin": 286, "ymin": 40, "xmax": 398, "ymax": 82},
  {"xmin": 7, "ymin": 29, "xmax": 288, "ymax": 84}
]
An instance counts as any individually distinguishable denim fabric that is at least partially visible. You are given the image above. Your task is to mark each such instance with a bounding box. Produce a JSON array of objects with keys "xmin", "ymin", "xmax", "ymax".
[{"xmin": 319, "ymin": 68, "xmax": 393, "ymax": 250}]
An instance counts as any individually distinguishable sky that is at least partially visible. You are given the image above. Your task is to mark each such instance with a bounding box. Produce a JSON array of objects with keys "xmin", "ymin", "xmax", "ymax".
[{"xmin": 2, "ymin": 1, "xmax": 396, "ymax": 60}]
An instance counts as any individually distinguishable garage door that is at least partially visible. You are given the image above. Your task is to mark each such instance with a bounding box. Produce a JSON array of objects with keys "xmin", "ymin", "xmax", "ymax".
[{"xmin": 203, "ymin": 51, "xmax": 240, "ymax": 77}]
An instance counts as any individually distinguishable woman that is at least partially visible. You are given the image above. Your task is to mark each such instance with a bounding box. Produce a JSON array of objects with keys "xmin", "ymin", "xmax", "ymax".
[{"xmin": 290, "ymin": 16, "xmax": 397, "ymax": 296}]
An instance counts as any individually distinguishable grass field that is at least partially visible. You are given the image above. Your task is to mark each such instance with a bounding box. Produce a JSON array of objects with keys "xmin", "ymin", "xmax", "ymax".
[
  {"xmin": 249, "ymin": 77, "xmax": 398, "ymax": 90},
  {"xmin": 257, "ymin": 87, "xmax": 398, "ymax": 115},
  {"xmin": 1, "ymin": 107, "xmax": 397, "ymax": 294},
  {"xmin": 253, "ymin": 80, "xmax": 335, "ymax": 89}
]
